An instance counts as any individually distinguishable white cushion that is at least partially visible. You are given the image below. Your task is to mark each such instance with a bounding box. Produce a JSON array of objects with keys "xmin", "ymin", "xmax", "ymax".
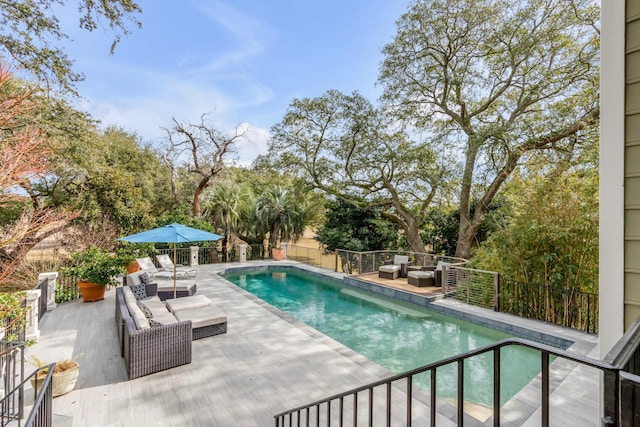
[
  {"xmin": 379, "ymin": 265, "xmax": 401, "ymax": 273},
  {"xmin": 173, "ymin": 306, "xmax": 227, "ymax": 329},
  {"xmin": 125, "ymin": 271, "xmax": 147, "ymax": 286},
  {"xmin": 165, "ymin": 295, "xmax": 212, "ymax": 313},
  {"xmin": 123, "ymin": 290, "xmax": 150, "ymax": 330},
  {"xmin": 393, "ymin": 255, "xmax": 409, "ymax": 265},
  {"xmin": 407, "ymin": 271, "xmax": 434, "ymax": 279},
  {"xmin": 436, "ymin": 261, "xmax": 450, "ymax": 271}
]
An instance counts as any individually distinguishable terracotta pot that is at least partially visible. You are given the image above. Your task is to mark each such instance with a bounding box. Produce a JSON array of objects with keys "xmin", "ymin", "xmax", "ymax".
[
  {"xmin": 125, "ymin": 260, "xmax": 140, "ymax": 274},
  {"xmin": 31, "ymin": 362, "xmax": 79, "ymax": 397},
  {"xmin": 78, "ymin": 281, "xmax": 106, "ymax": 302},
  {"xmin": 271, "ymin": 248, "xmax": 284, "ymax": 261}
]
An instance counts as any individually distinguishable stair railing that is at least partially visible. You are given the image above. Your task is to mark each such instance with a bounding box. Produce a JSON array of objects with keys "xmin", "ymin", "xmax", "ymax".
[{"xmin": 274, "ymin": 337, "xmax": 630, "ymax": 427}]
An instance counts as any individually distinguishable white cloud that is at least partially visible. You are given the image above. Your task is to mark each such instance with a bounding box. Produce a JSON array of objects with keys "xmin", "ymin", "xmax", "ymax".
[{"xmin": 234, "ymin": 122, "xmax": 271, "ymax": 166}]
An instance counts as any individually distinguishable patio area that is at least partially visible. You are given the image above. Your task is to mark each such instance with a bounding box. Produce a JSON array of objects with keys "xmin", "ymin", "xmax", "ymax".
[{"xmin": 24, "ymin": 260, "xmax": 600, "ymax": 426}]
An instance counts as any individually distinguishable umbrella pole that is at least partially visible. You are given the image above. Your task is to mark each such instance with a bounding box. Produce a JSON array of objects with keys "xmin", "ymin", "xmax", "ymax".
[{"xmin": 173, "ymin": 242, "xmax": 177, "ymax": 299}]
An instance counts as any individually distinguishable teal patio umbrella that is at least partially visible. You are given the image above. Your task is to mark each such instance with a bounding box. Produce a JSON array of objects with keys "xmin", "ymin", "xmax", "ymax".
[{"xmin": 119, "ymin": 223, "xmax": 223, "ymax": 298}]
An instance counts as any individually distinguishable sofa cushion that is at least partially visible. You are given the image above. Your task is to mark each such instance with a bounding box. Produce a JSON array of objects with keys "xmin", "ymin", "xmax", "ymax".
[
  {"xmin": 156, "ymin": 281, "xmax": 196, "ymax": 293},
  {"xmin": 173, "ymin": 305, "xmax": 227, "ymax": 329},
  {"xmin": 435, "ymin": 261, "xmax": 450, "ymax": 271},
  {"xmin": 407, "ymin": 271, "xmax": 434, "ymax": 279},
  {"xmin": 125, "ymin": 271, "xmax": 147, "ymax": 287},
  {"xmin": 137, "ymin": 301, "xmax": 153, "ymax": 318},
  {"xmin": 379, "ymin": 264, "xmax": 401, "ymax": 273},
  {"xmin": 150, "ymin": 309, "xmax": 178, "ymax": 325},
  {"xmin": 139, "ymin": 272, "xmax": 151, "ymax": 284},
  {"xmin": 393, "ymin": 255, "xmax": 409, "ymax": 265},
  {"xmin": 165, "ymin": 295, "xmax": 212, "ymax": 313},
  {"xmin": 130, "ymin": 284, "xmax": 147, "ymax": 300},
  {"xmin": 139, "ymin": 298, "xmax": 178, "ymax": 325},
  {"xmin": 122, "ymin": 286, "xmax": 150, "ymax": 329}
]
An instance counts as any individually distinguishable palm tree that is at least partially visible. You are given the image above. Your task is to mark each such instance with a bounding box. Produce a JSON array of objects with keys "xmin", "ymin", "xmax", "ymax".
[
  {"xmin": 254, "ymin": 186, "xmax": 306, "ymax": 249},
  {"xmin": 204, "ymin": 182, "xmax": 251, "ymax": 261}
]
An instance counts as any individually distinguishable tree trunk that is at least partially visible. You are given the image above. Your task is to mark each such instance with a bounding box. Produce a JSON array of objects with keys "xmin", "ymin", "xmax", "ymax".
[
  {"xmin": 456, "ymin": 140, "xmax": 480, "ymax": 259},
  {"xmin": 192, "ymin": 179, "xmax": 209, "ymax": 218}
]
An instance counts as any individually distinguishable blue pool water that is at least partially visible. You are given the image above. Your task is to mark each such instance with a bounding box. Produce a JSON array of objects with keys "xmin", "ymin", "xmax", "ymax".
[{"xmin": 223, "ymin": 267, "xmax": 543, "ymax": 407}]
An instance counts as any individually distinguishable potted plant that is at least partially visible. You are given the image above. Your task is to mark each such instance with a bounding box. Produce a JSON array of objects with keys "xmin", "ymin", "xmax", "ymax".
[
  {"xmin": 30, "ymin": 357, "xmax": 80, "ymax": 397},
  {"xmin": 61, "ymin": 247, "xmax": 126, "ymax": 302},
  {"xmin": 116, "ymin": 242, "xmax": 156, "ymax": 274}
]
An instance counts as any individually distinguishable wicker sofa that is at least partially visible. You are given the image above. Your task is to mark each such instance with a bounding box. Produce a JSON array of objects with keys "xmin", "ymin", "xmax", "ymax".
[{"xmin": 115, "ymin": 283, "xmax": 192, "ymax": 380}]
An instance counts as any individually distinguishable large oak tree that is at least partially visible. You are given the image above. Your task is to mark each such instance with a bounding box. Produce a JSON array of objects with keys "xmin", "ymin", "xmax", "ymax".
[
  {"xmin": 379, "ymin": 0, "xmax": 599, "ymax": 258},
  {"xmin": 269, "ymin": 90, "xmax": 451, "ymax": 254}
]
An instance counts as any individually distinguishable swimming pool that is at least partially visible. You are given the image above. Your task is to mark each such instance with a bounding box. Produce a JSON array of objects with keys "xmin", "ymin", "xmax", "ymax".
[{"xmin": 223, "ymin": 266, "xmax": 543, "ymax": 407}]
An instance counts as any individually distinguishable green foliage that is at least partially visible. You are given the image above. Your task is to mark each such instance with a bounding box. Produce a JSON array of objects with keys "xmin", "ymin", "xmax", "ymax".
[
  {"xmin": 315, "ymin": 198, "xmax": 400, "ymax": 252},
  {"xmin": 0, "ymin": 0, "xmax": 142, "ymax": 94},
  {"xmin": 379, "ymin": 0, "xmax": 600, "ymax": 257},
  {"xmin": 61, "ymin": 246, "xmax": 126, "ymax": 287},
  {"xmin": 155, "ymin": 206, "xmax": 215, "ymax": 232},
  {"xmin": 0, "ymin": 291, "xmax": 28, "ymax": 340},
  {"xmin": 48, "ymin": 127, "xmax": 171, "ymax": 236},
  {"xmin": 268, "ymin": 89, "xmax": 450, "ymax": 253},
  {"xmin": 424, "ymin": 198, "xmax": 509, "ymax": 256},
  {"xmin": 255, "ymin": 185, "xmax": 308, "ymax": 248},
  {"xmin": 470, "ymin": 170, "xmax": 598, "ymax": 292}
]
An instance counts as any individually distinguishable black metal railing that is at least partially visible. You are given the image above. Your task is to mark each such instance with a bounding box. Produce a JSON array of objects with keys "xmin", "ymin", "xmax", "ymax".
[
  {"xmin": 23, "ymin": 364, "xmax": 55, "ymax": 427},
  {"xmin": 274, "ymin": 336, "xmax": 638, "ymax": 427},
  {"xmin": 498, "ymin": 277, "xmax": 599, "ymax": 333},
  {"xmin": 0, "ymin": 340, "xmax": 25, "ymax": 426}
]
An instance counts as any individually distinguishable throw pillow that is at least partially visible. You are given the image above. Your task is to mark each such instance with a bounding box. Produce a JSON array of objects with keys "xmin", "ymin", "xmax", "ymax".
[
  {"xmin": 137, "ymin": 301, "xmax": 153, "ymax": 318},
  {"xmin": 149, "ymin": 319, "xmax": 163, "ymax": 328},
  {"xmin": 130, "ymin": 284, "xmax": 147, "ymax": 300},
  {"xmin": 139, "ymin": 272, "xmax": 151, "ymax": 284}
]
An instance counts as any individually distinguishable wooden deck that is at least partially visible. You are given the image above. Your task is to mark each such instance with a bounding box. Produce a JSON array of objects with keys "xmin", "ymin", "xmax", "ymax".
[
  {"xmin": 355, "ymin": 272, "xmax": 444, "ymax": 297},
  {"xmin": 24, "ymin": 261, "xmax": 600, "ymax": 426}
]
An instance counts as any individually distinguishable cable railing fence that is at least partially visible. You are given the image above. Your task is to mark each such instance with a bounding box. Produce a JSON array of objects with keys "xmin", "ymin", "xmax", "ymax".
[
  {"xmin": 442, "ymin": 265, "xmax": 499, "ymax": 310},
  {"xmin": 333, "ymin": 250, "xmax": 467, "ymax": 275}
]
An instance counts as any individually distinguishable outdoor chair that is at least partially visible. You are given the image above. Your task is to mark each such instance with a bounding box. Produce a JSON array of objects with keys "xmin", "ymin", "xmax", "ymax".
[
  {"xmin": 156, "ymin": 254, "xmax": 197, "ymax": 276},
  {"xmin": 378, "ymin": 255, "xmax": 410, "ymax": 280},
  {"xmin": 135, "ymin": 257, "xmax": 177, "ymax": 280}
]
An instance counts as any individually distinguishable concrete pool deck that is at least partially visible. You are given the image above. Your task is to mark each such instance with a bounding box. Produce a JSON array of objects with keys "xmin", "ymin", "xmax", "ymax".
[{"xmin": 26, "ymin": 260, "xmax": 600, "ymax": 426}]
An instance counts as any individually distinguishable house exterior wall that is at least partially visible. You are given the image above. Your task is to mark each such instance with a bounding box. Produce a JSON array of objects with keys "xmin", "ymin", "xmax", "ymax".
[
  {"xmin": 599, "ymin": 1, "xmax": 626, "ymax": 358},
  {"xmin": 625, "ymin": 2, "xmax": 640, "ymax": 330}
]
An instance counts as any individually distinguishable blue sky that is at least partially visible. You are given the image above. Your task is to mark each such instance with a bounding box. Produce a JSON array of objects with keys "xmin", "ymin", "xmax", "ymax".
[{"xmin": 59, "ymin": 0, "xmax": 410, "ymax": 164}]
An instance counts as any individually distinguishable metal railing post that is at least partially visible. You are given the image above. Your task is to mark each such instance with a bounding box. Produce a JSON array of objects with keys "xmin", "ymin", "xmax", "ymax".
[{"xmin": 494, "ymin": 273, "xmax": 500, "ymax": 312}]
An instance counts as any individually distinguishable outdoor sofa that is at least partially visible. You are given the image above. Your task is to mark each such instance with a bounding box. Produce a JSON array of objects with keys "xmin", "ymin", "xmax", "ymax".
[
  {"xmin": 115, "ymin": 283, "xmax": 192, "ymax": 380},
  {"xmin": 406, "ymin": 261, "xmax": 450, "ymax": 287},
  {"xmin": 115, "ymin": 282, "xmax": 228, "ymax": 379}
]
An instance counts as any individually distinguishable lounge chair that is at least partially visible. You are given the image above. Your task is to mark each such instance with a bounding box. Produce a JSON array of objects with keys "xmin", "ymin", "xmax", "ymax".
[
  {"xmin": 156, "ymin": 254, "xmax": 196, "ymax": 274},
  {"xmin": 135, "ymin": 257, "xmax": 176, "ymax": 279},
  {"xmin": 378, "ymin": 255, "xmax": 410, "ymax": 280}
]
